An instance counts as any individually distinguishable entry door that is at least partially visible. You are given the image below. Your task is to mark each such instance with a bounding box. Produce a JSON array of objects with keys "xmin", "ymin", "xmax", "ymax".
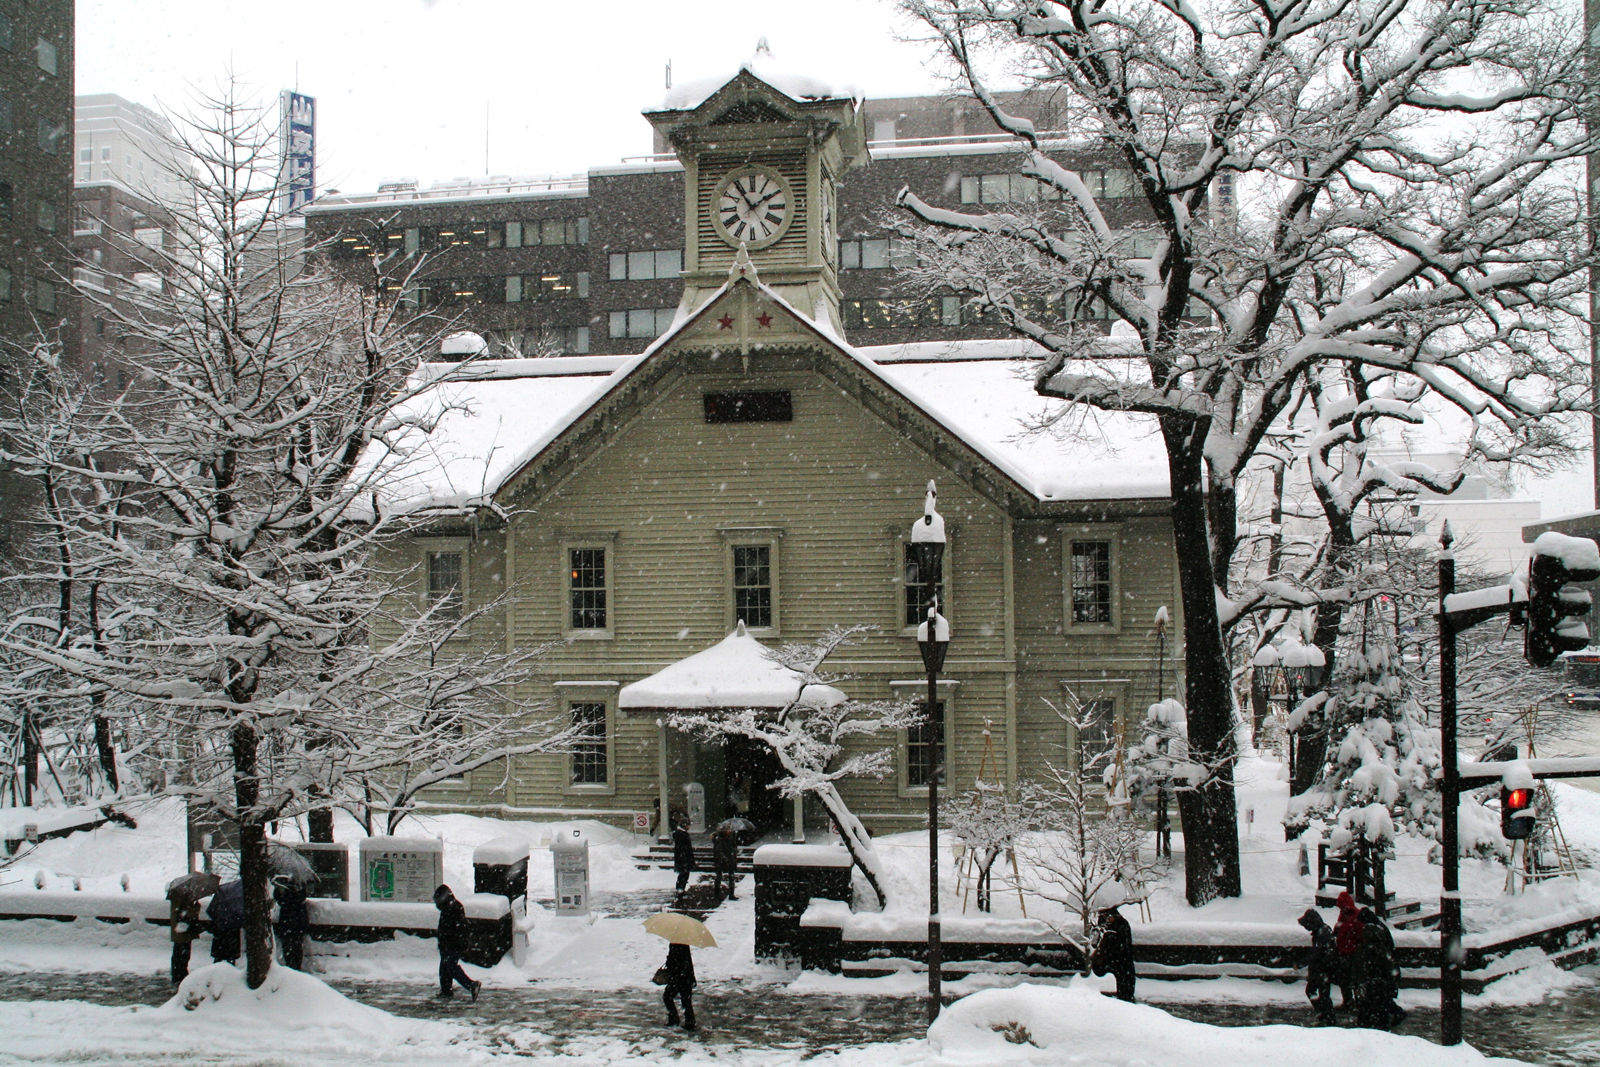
[{"xmin": 724, "ymin": 734, "xmax": 787, "ymax": 833}]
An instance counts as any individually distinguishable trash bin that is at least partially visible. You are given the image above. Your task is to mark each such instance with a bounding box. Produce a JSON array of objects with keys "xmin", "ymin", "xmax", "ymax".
[
  {"xmin": 473, "ymin": 838, "xmax": 529, "ymax": 904},
  {"xmin": 550, "ymin": 828, "xmax": 589, "ymax": 916}
]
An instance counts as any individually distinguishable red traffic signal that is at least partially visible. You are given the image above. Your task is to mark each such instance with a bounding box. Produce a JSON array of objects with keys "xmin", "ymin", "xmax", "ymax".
[{"xmin": 1501, "ymin": 786, "xmax": 1536, "ymax": 840}]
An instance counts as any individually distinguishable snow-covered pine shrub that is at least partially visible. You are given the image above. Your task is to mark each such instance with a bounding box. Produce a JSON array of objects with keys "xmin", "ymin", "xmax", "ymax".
[{"xmin": 1285, "ymin": 642, "xmax": 1503, "ymax": 860}]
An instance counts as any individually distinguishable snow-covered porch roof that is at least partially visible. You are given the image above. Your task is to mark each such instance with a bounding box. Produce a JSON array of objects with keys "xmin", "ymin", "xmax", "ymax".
[{"xmin": 617, "ymin": 623, "xmax": 846, "ymax": 711}]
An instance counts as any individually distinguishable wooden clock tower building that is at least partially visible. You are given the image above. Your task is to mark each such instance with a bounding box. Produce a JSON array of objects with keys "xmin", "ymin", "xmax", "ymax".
[{"xmin": 645, "ymin": 45, "xmax": 867, "ymax": 335}]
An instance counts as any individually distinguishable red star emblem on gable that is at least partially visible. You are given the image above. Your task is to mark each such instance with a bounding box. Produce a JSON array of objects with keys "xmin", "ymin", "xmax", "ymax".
[
  {"xmin": 717, "ymin": 314, "xmax": 734, "ymax": 330},
  {"xmin": 755, "ymin": 311, "xmax": 773, "ymax": 328}
]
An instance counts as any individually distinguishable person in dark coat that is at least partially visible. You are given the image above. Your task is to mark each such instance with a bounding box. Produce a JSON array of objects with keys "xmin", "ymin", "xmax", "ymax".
[
  {"xmin": 662, "ymin": 941, "xmax": 697, "ymax": 1030},
  {"xmin": 1090, "ymin": 904, "xmax": 1136, "ymax": 1002},
  {"xmin": 272, "ymin": 876, "xmax": 311, "ymax": 971},
  {"xmin": 672, "ymin": 821, "xmax": 696, "ymax": 896},
  {"xmin": 1353, "ymin": 907, "xmax": 1405, "ymax": 1031},
  {"xmin": 432, "ymin": 884, "xmax": 481, "ymax": 1001},
  {"xmin": 167, "ymin": 892, "xmax": 202, "ymax": 985},
  {"xmin": 206, "ymin": 879, "xmax": 245, "ymax": 965},
  {"xmin": 1298, "ymin": 908, "xmax": 1338, "ymax": 1024},
  {"xmin": 711, "ymin": 825, "xmax": 739, "ymax": 902},
  {"xmin": 1333, "ymin": 890, "xmax": 1364, "ymax": 1009}
]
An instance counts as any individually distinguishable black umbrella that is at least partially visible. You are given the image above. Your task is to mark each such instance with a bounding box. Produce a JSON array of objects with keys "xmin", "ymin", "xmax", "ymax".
[
  {"xmin": 267, "ymin": 843, "xmax": 319, "ymax": 888},
  {"xmin": 715, "ymin": 817, "xmax": 759, "ymax": 845},
  {"xmin": 165, "ymin": 871, "xmax": 221, "ymax": 905}
]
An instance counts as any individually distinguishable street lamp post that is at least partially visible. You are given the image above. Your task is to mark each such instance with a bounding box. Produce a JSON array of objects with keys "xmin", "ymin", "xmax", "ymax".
[
  {"xmin": 911, "ymin": 481, "xmax": 948, "ymax": 1024},
  {"xmin": 1438, "ymin": 522, "xmax": 1464, "ymax": 1045}
]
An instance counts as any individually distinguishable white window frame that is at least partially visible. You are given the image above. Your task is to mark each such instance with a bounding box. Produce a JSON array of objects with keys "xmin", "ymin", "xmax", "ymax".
[
  {"xmin": 719, "ymin": 527, "xmax": 783, "ymax": 636},
  {"xmin": 418, "ymin": 536, "xmax": 470, "ymax": 627},
  {"xmin": 557, "ymin": 682, "xmax": 619, "ymax": 796},
  {"xmin": 1060, "ymin": 523, "xmax": 1122, "ymax": 634},
  {"xmin": 891, "ymin": 679, "xmax": 959, "ymax": 796},
  {"xmin": 561, "ymin": 531, "xmax": 617, "ymax": 640}
]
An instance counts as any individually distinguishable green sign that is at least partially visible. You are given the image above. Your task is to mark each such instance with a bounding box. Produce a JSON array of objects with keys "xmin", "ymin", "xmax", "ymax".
[{"xmin": 369, "ymin": 859, "xmax": 395, "ymax": 900}]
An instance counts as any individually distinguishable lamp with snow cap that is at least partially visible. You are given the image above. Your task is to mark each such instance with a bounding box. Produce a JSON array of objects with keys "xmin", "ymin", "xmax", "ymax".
[{"xmin": 911, "ymin": 479, "xmax": 948, "ymax": 1024}]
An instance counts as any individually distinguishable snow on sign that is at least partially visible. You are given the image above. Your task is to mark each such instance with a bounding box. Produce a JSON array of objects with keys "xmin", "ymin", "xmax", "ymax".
[{"xmin": 357, "ymin": 837, "xmax": 443, "ymax": 903}]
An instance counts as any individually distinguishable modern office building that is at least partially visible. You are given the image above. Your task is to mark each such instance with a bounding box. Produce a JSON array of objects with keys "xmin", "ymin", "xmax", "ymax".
[
  {"xmin": 305, "ymin": 89, "xmax": 1161, "ymax": 355},
  {"xmin": 73, "ymin": 94, "xmax": 191, "ymax": 209},
  {"xmin": 0, "ymin": 0, "xmax": 72, "ymax": 346},
  {"xmin": 0, "ymin": 0, "xmax": 73, "ymax": 557}
]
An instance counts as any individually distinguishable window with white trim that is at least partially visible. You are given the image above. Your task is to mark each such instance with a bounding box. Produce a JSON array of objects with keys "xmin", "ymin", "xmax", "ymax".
[
  {"xmin": 570, "ymin": 702, "xmax": 608, "ymax": 785},
  {"xmin": 427, "ymin": 551, "xmax": 463, "ymax": 619},
  {"xmin": 1062, "ymin": 525, "xmax": 1121, "ymax": 632},
  {"xmin": 569, "ymin": 547, "xmax": 607, "ymax": 630}
]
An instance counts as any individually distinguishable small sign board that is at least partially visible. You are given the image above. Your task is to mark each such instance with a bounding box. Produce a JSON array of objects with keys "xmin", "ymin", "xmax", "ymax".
[
  {"xmin": 632, "ymin": 812, "xmax": 651, "ymax": 833},
  {"xmin": 279, "ymin": 841, "xmax": 350, "ymax": 900},
  {"xmin": 358, "ymin": 837, "xmax": 444, "ymax": 903}
]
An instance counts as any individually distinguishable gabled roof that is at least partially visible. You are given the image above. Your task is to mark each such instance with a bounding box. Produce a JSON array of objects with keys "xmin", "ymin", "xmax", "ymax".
[{"xmin": 359, "ymin": 275, "xmax": 1170, "ymax": 518}]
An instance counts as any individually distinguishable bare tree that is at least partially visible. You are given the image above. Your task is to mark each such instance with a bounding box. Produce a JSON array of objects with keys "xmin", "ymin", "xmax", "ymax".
[
  {"xmin": 894, "ymin": 0, "xmax": 1592, "ymax": 903},
  {"xmin": 0, "ymin": 83, "xmax": 572, "ymax": 990},
  {"xmin": 667, "ymin": 625, "xmax": 921, "ymax": 909},
  {"xmin": 1021, "ymin": 693, "xmax": 1165, "ymax": 945}
]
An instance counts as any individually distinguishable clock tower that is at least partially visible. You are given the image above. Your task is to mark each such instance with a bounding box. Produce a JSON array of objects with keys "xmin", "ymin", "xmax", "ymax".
[{"xmin": 645, "ymin": 44, "xmax": 867, "ymax": 333}]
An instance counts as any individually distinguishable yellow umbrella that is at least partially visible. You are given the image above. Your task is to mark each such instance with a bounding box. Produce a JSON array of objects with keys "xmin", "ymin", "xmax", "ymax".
[{"xmin": 643, "ymin": 911, "xmax": 718, "ymax": 948}]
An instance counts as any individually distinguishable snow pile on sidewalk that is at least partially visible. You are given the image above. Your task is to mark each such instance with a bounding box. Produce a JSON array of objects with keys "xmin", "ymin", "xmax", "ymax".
[
  {"xmin": 928, "ymin": 984, "xmax": 1528, "ymax": 1066},
  {"xmin": 0, "ymin": 963, "xmax": 482, "ymax": 1065}
]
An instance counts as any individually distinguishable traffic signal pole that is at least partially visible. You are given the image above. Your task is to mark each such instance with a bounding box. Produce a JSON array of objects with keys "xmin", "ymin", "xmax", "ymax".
[{"xmin": 1438, "ymin": 528, "xmax": 1464, "ymax": 1045}]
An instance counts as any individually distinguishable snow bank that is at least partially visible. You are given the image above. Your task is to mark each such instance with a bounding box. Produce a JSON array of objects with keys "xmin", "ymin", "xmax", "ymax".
[
  {"xmin": 928, "ymin": 984, "xmax": 1526, "ymax": 1066},
  {"xmin": 0, "ymin": 963, "xmax": 476, "ymax": 1065}
]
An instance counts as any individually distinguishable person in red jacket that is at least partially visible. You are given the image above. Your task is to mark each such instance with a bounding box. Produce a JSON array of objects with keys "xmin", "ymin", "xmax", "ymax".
[{"xmin": 1333, "ymin": 891, "xmax": 1365, "ymax": 1010}]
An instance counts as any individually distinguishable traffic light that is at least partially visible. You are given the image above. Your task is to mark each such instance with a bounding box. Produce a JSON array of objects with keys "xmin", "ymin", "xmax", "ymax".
[
  {"xmin": 1501, "ymin": 786, "xmax": 1536, "ymax": 840},
  {"xmin": 1524, "ymin": 538, "xmax": 1600, "ymax": 668}
]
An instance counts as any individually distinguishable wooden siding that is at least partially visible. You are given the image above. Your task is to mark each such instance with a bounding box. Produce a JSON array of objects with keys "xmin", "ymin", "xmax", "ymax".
[{"xmin": 396, "ymin": 342, "xmax": 1180, "ymax": 826}]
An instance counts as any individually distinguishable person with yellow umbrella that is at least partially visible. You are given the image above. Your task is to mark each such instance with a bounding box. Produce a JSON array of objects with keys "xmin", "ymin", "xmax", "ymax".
[{"xmin": 644, "ymin": 911, "xmax": 716, "ymax": 1032}]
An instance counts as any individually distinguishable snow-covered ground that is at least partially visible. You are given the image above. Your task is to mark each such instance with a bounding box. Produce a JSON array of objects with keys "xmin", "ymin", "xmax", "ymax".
[{"xmin": 3, "ymin": 753, "xmax": 1600, "ymax": 990}]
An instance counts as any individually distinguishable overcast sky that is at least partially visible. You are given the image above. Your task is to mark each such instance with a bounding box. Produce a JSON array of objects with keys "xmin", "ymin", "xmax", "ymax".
[
  {"xmin": 75, "ymin": 0, "xmax": 1596, "ymax": 520},
  {"xmin": 77, "ymin": 0, "xmax": 949, "ymax": 193}
]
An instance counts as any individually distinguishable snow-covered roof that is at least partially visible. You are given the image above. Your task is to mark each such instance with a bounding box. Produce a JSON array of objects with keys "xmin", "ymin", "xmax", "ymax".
[
  {"xmin": 652, "ymin": 41, "xmax": 855, "ymax": 113},
  {"xmin": 359, "ymin": 288, "xmax": 1171, "ymax": 516},
  {"xmin": 617, "ymin": 623, "xmax": 847, "ymax": 709}
]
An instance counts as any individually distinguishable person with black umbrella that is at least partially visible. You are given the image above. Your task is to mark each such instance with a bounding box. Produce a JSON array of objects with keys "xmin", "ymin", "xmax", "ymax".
[
  {"xmin": 165, "ymin": 872, "xmax": 219, "ymax": 985},
  {"xmin": 273, "ymin": 875, "xmax": 311, "ymax": 971},
  {"xmin": 711, "ymin": 823, "xmax": 739, "ymax": 902},
  {"xmin": 206, "ymin": 878, "xmax": 245, "ymax": 965}
]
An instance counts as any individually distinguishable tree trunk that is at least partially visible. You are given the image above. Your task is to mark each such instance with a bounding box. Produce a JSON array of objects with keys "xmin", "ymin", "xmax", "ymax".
[
  {"xmin": 813, "ymin": 781, "xmax": 888, "ymax": 909},
  {"xmin": 308, "ymin": 807, "xmax": 333, "ymax": 843},
  {"xmin": 22, "ymin": 705, "xmax": 38, "ymax": 806},
  {"xmin": 94, "ymin": 714, "xmax": 119, "ymax": 792},
  {"xmin": 1291, "ymin": 516, "xmax": 1353, "ymax": 796},
  {"xmin": 1161, "ymin": 416, "xmax": 1242, "ymax": 904},
  {"xmin": 232, "ymin": 719, "xmax": 273, "ymax": 989}
]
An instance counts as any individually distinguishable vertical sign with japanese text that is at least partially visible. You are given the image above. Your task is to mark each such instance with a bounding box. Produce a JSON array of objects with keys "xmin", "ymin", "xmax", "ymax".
[{"xmin": 278, "ymin": 91, "xmax": 315, "ymax": 215}]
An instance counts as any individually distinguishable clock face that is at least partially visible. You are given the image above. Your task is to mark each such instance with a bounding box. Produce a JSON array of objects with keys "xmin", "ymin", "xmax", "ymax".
[{"xmin": 716, "ymin": 167, "xmax": 792, "ymax": 248}]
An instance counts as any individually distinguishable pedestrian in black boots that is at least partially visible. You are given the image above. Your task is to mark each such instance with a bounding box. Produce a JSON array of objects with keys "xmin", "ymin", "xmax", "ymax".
[
  {"xmin": 662, "ymin": 941, "xmax": 697, "ymax": 1031},
  {"xmin": 1298, "ymin": 908, "xmax": 1338, "ymax": 1024},
  {"xmin": 433, "ymin": 885, "xmax": 481, "ymax": 1001},
  {"xmin": 711, "ymin": 824, "xmax": 739, "ymax": 902}
]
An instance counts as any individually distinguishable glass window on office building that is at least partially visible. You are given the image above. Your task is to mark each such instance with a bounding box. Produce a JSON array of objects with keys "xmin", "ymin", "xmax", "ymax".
[
  {"xmin": 608, "ymin": 307, "xmax": 675, "ymax": 340},
  {"xmin": 35, "ymin": 37, "xmax": 56, "ymax": 75}
]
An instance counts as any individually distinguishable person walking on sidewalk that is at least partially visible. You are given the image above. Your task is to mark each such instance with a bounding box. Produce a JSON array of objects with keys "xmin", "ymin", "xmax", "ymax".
[
  {"xmin": 1333, "ymin": 890, "xmax": 1365, "ymax": 1010},
  {"xmin": 432, "ymin": 885, "xmax": 481, "ymax": 1001},
  {"xmin": 206, "ymin": 879, "xmax": 245, "ymax": 965},
  {"xmin": 272, "ymin": 875, "xmax": 310, "ymax": 971},
  {"xmin": 167, "ymin": 889, "xmax": 202, "ymax": 985},
  {"xmin": 711, "ymin": 824, "xmax": 739, "ymax": 902},
  {"xmin": 1298, "ymin": 908, "xmax": 1338, "ymax": 1024},
  {"xmin": 1090, "ymin": 900, "xmax": 1136, "ymax": 1002},
  {"xmin": 1354, "ymin": 907, "xmax": 1405, "ymax": 1031},
  {"xmin": 662, "ymin": 941, "xmax": 697, "ymax": 1031},
  {"xmin": 672, "ymin": 820, "xmax": 696, "ymax": 896}
]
